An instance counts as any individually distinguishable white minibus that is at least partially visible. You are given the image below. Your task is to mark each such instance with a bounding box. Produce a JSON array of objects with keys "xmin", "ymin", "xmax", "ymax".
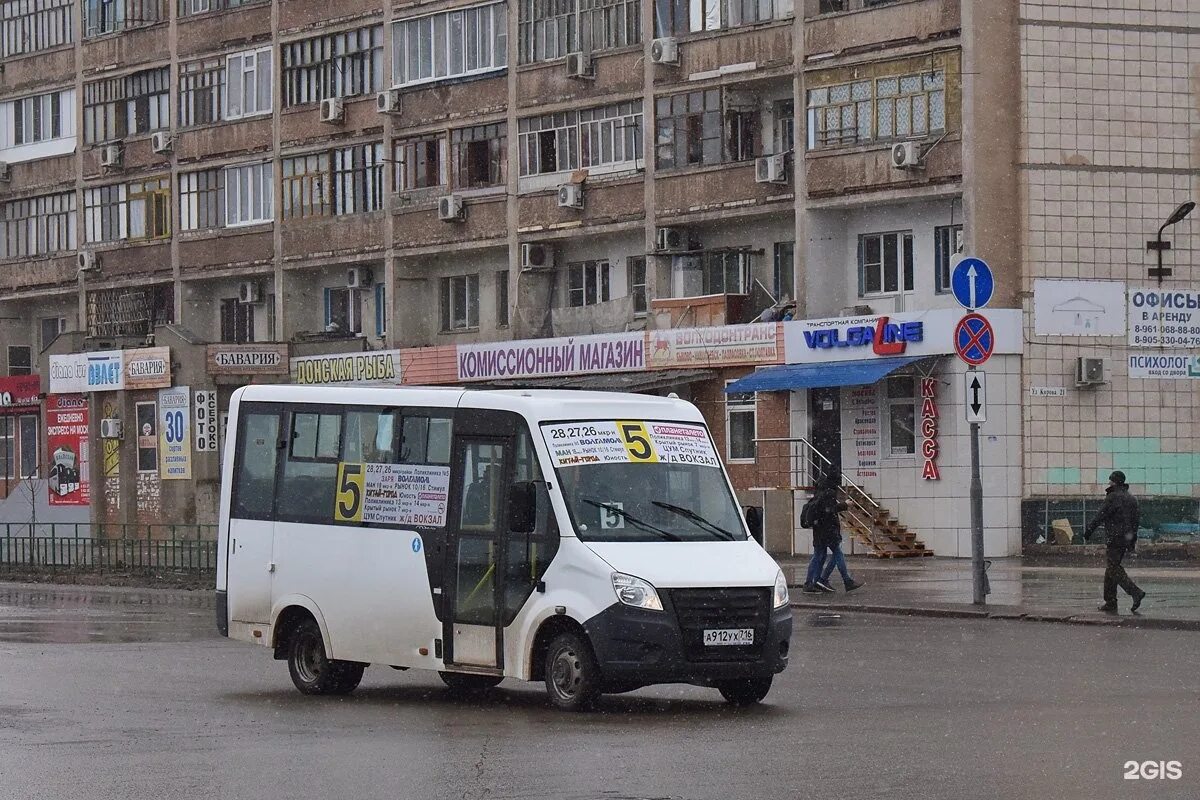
[{"xmin": 216, "ymin": 385, "xmax": 792, "ymax": 710}]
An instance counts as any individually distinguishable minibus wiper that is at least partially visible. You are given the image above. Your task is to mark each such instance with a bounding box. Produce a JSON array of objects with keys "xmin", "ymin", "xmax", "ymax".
[
  {"xmin": 582, "ymin": 499, "xmax": 681, "ymax": 541},
  {"xmin": 651, "ymin": 501, "xmax": 736, "ymax": 541}
]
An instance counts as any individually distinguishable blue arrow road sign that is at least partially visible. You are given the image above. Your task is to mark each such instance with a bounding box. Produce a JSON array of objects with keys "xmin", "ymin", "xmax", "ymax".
[{"xmin": 951, "ymin": 257, "xmax": 994, "ymax": 310}]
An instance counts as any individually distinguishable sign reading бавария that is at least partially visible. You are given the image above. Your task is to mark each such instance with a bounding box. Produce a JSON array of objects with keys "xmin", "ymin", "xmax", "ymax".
[{"xmin": 290, "ymin": 350, "xmax": 402, "ymax": 385}]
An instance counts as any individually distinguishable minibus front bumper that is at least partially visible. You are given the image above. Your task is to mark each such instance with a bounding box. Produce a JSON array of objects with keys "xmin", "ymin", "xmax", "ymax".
[{"xmin": 583, "ymin": 588, "xmax": 792, "ymax": 687}]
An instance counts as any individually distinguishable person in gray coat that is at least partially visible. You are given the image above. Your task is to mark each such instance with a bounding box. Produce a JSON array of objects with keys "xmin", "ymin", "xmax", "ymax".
[{"xmin": 1084, "ymin": 471, "xmax": 1147, "ymax": 613}]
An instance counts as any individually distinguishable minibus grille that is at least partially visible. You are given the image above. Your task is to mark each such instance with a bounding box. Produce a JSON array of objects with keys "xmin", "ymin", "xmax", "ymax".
[{"xmin": 669, "ymin": 587, "xmax": 770, "ymax": 662}]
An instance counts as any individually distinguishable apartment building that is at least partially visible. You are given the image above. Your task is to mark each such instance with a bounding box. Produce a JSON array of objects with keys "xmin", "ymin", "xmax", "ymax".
[{"xmin": 7, "ymin": 0, "xmax": 1187, "ymax": 557}]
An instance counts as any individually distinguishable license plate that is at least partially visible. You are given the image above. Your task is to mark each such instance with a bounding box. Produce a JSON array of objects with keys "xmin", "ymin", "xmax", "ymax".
[{"xmin": 703, "ymin": 628, "xmax": 754, "ymax": 646}]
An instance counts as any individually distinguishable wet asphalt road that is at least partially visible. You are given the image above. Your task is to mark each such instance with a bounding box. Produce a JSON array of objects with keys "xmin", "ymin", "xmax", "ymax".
[{"xmin": 0, "ymin": 582, "xmax": 1197, "ymax": 800}]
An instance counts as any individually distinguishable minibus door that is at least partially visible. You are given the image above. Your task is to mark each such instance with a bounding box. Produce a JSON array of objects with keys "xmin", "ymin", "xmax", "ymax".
[{"xmin": 444, "ymin": 435, "xmax": 508, "ymax": 670}]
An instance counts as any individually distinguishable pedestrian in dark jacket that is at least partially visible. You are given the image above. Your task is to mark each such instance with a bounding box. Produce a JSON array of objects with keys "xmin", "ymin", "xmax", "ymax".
[
  {"xmin": 1084, "ymin": 471, "xmax": 1146, "ymax": 613},
  {"xmin": 801, "ymin": 471, "xmax": 862, "ymax": 593}
]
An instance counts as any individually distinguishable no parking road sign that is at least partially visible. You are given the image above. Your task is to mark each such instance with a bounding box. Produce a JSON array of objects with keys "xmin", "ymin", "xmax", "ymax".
[{"xmin": 955, "ymin": 313, "xmax": 995, "ymax": 366}]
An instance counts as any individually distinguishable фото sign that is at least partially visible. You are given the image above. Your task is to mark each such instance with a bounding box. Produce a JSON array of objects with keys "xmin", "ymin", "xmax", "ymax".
[
  {"xmin": 194, "ymin": 390, "xmax": 219, "ymax": 454},
  {"xmin": 1128, "ymin": 288, "xmax": 1200, "ymax": 347},
  {"xmin": 457, "ymin": 333, "xmax": 645, "ymax": 381},
  {"xmin": 291, "ymin": 349, "xmax": 402, "ymax": 385}
]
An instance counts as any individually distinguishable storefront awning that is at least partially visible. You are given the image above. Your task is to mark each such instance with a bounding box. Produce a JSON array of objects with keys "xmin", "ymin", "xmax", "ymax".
[
  {"xmin": 724, "ymin": 356, "xmax": 931, "ymax": 393},
  {"xmin": 473, "ymin": 368, "xmax": 716, "ymax": 393}
]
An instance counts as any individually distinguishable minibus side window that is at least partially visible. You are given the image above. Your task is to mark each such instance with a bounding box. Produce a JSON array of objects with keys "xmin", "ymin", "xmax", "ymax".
[
  {"xmin": 400, "ymin": 415, "xmax": 454, "ymax": 465},
  {"xmin": 232, "ymin": 410, "xmax": 280, "ymax": 519},
  {"xmin": 501, "ymin": 430, "xmax": 559, "ymax": 624},
  {"xmin": 344, "ymin": 408, "xmax": 400, "ymax": 463},
  {"xmin": 277, "ymin": 409, "xmax": 342, "ymax": 522}
]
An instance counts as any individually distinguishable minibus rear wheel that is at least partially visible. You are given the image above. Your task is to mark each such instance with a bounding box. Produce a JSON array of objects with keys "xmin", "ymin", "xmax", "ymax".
[
  {"xmin": 287, "ymin": 617, "xmax": 364, "ymax": 696},
  {"xmin": 715, "ymin": 676, "xmax": 773, "ymax": 706},
  {"xmin": 544, "ymin": 631, "xmax": 600, "ymax": 711}
]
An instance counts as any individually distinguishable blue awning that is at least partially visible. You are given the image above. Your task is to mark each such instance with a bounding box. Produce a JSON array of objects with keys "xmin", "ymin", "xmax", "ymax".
[{"xmin": 724, "ymin": 356, "xmax": 930, "ymax": 393}]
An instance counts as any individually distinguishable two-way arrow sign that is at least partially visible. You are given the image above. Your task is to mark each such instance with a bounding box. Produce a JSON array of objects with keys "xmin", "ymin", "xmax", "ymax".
[{"xmin": 965, "ymin": 371, "xmax": 987, "ymax": 424}]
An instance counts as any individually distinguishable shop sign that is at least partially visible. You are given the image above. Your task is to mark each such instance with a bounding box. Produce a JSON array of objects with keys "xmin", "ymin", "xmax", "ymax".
[
  {"xmin": 49, "ymin": 351, "xmax": 124, "ymax": 393},
  {"xmin": 647, "ymin": 324, "xmax": 779, "ymax": 369},
  {"xmin": 194, "ymin": 390, "xmax": 219, "ymax": 454},
  {"xmin": 920, "ymin": 378, "xmax": 940, "ymax": 481},
  {"xmin": 158, "ymin": 386, "xmax": 192, "ymax": 480},
  {"xmin": 1033, "ymin": 279, "xmax": 1126, "ymax": 336},
  {"xmin": 46, "ymin": 394, "xmax": 90, "ymax": 506},
  {"xmin": 1128, "ymin": 288, "xmax": 1200, "ymax": 348},
  {"xmin": 0, "ymin": 375, "xmax": 41, "ymax": 411},
  {"xmin": 207, "ymin": 344, "xmax": 289, "ymax": 375},
  {"xmin": 784, "ymin": 308, "xmax": 1023, "ymax": 364},
  {"xmin": 124, "ymin": 347, "xmax": 172, "ymax": 390},
  {"xmin": 457, "ymin": 332, "xmax": 645, "ymax": 381},
  {"xmin": 1128, "ymin": 354, "xmax": 1200, "ymax": 380},
  {"xmin": 291, "ymin": 349, "xmax": 402, "ymax": 385}
]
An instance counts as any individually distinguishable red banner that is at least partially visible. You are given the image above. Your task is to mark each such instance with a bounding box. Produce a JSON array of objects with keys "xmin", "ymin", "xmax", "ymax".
[
  {"xmin": 0, "ymin": 375, "xmax": 40, "ymax": 414},
  {"xmin": 46, "ymin": 394, "xmax": 90, "ymax": 506}
]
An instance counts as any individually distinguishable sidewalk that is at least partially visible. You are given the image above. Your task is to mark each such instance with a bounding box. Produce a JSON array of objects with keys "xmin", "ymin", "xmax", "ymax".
[{"xmin": 779, "ymin": 556, "xmax": 1200, "ymax": 631}]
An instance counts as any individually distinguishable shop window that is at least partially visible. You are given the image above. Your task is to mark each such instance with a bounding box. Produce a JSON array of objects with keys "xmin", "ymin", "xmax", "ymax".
[
  {"xmin": 934, "ymin": 224, "xmax": 964, "ymax": 295},
  {"xmin": 0, "ymin": 417, "xmax": 12, "ymax": 481},
  {"xmin": 725, "ymin": 384, "xmax": 756, "ymax": 462},
  {"xmin": 136, "ymin": 401, "xmax": 158, "ymax": 472},
  {"xmin": 858, "ymin": 230, "xmax": 913, "ymax": 296},
  {"xmin": 567, "ymin": 260, "xmax": 611, "ymax": 307},
  {"xmin": 885, "ymin": 375, "xmax": 916, "ymax": 457}
]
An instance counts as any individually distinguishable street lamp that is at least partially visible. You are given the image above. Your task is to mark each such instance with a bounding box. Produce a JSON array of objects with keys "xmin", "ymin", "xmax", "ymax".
[{"xmin": 1147, "ymin": 201, "xmax": 1195, "ymax": 285}]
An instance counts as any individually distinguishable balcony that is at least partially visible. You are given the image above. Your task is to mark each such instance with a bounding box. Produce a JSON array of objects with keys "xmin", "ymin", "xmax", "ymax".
[
  {"xmin": 83, "ymin": 240, "xmax": 173, "ymax": 283},
  {"xmin": 656, "ymin": 21, "xmax": 793, "ymax": 88},
  {"xmin": 0, "ymin": 254, "xmax": 77, "ymax": 296},
  {"xmin": 656, "ymin": 161, "xmax": 793, "ymax": 221},
  {"xmin": 518, "ymin": 175, "xmax": 646, "ymax": 234},
  {"xmin": 278, "ymin": 0, "xmax": 381, "ymax": 34},
  {"xmin": 0, "ymin": 154, "xmax": 75, "ymax": 194},
  {"xmin": 178, "ymin": 2, "xmax": 272, "ymax": 59},
  {"xmin": 280, "ymin": 212, "xmax": 386, "ymax": 266},
  {"xmin": 804, "ymin": 0, "xmax": 960, "ymax": 57},
  {"xmin": 81, "ymin": 22, "xmax": 169, "ymax": 74},
  {"xmin": 1, "ymin": 47, "xmax": 75, "ymax": 94},
  {"xmin": 805, "ymin": 136, "xmax": 962, "ymax": 199},
  {"xmin": 391, "ymin": 76, "xmax": 509, "ymax": 134},
  {"xmin": 178, "ymin": 226, "xmax": 275, "ymax": 278},
  {"xmin": 280, "ymin": 97, "xmax": 382, "ymax": 147},
  {"xmin": 517, "ymin": 49, "xmax": 643, "ymax": 109},
  {"xmin": 393, "ymin": 193, "xmax": 507, "ymax": 251},
  {"xmin": 82, "ymin": 135, "xmax": 170, "ymax": 180},
  {"xmin": 176, "ymin": 117, "xmax": 273, "ymax": 163}
]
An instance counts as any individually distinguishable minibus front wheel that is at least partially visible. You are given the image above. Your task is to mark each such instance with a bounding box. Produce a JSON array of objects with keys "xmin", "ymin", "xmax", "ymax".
[
  {"xmin": 544, "ymin": 631, "xmax": 600, "ymax": 712},
  {"xmin": 715, "ymin": 676, "xmax": 773, "ymax": 706},
  {"xmin": 286, "ymin": 617, "xmax": 365, "ymax": 696}
]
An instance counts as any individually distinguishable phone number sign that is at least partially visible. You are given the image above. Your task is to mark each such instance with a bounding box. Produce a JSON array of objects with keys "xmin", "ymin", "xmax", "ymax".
[{"xmin": 1129, "ymin": 289, "xmax": 1200, "ymax": 347}]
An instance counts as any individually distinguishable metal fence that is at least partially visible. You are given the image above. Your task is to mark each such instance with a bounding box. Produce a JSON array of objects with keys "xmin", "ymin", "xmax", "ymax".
[{"xmin": 0, "ymin": 524, "xmax": 218, "ymax": 575}]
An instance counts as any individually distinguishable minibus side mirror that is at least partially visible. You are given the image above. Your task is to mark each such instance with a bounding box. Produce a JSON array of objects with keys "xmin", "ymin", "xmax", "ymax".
[
  {"xmin": 507, "ymin": 481, "xmax": 538, "ymax": 534},
  {"xmin": 744, "ymin": 505, "xmax": 764, "ymax": 546}
]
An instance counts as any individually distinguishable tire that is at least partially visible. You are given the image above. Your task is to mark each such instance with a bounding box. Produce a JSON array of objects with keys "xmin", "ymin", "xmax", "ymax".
[
  {"xmin": 544, "ymin": 631, "xmax": 601, "ymax": 712},
  {"xmin": 439, "ymin": 671, "xmax": 504, "ymax": 692},
  {"xmin": 286, "ymin": 617, "xmax": 365, "ymax": 696},
  {"xmin": 716, "ymin": 676, "xmax": 773, "ymax": 706}
]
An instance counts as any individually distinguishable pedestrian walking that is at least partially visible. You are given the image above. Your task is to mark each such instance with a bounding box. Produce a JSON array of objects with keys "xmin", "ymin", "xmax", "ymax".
[
  {"xmin": 1083, "ymin": 471, "xmax": 1146, "ymax": 613},
  {"xmin": 800, "ymin": 471, "xmax": 863, "ymax": 593}
]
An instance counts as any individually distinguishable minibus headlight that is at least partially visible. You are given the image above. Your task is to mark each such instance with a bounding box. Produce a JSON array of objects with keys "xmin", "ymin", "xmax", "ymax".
[
  {"xmin": 611, "ymin": 572, "xmax": 663, "ymax": 612},
  {"xmin": 773, "ymin": 570, "xmax": 789, "ymax": 609}
]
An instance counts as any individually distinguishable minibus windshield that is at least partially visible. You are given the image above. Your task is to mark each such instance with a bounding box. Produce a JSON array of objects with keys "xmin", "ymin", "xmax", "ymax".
[{"xmin": 540, "ymin": 420, "xmax": 747, "ymax": 543}]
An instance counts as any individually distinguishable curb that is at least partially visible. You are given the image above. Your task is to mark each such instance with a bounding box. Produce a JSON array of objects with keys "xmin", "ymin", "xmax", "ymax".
[{"xmin": 790, "ymin": 601, "xmax": 1200, "ymax": 632}]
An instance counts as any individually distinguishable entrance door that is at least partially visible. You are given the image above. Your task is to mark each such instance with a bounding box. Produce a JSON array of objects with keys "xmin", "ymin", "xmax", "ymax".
[
  {"xmin": 445, "ymin": 437, "xmax": 508, "ymax": 669},
  {"xmin": 808, "ymin": 388, "xmax": 842, "ymax": 480}
]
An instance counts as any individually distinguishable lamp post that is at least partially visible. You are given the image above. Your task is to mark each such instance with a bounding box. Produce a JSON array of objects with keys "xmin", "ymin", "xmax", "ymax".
[{"xmin": 1147, "ymin": 201, "xmax": 1195, "ymax": 285}]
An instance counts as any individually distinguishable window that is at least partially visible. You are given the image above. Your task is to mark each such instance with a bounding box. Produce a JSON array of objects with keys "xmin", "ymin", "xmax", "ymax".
[
  {"xmin": 655, "ymin": 90, "xmax": 722, "ymax": 169},
  {"xmin": 807, "ymin": 70, "xmax": 945, "ymax": 150},
  {"xmin": 232, "ymin": 408, "xmax": 280, "ymax": 518},
  {"xmin": 7, "ymin": 345, "xmax": 32, "ymax": 376},
  {"xmin": 725, "ymin": 385, "xmax": 756, "ymax": 462},
  {"xmin": 934, "ymin": 223, "xmax": 963, "ymax": 294},
  {"xmin": 2, "ymin": 0, "xmax": 73, "ymax": 57},
  {"xmin": 135, "ymin": 401, "xmax": 158, "ymax": 472},
  {"xmin": 375, "ymin": 283, "xmax": 387, "ymax": 336},
  {"xmin": 323, "ymin": 287, "xmax": 361, "ymax": 335},
  {"xmin": 0, "ymin": 418, "xmax": 12, "ymax": 479},
  {"xmin": 178, "ymin": 0, "xmax": 267, "ymax": 18},
  {"xmin": 220, "ymin": 297, "xmax": 254, "ymax": 343},
  {"xmin": 82, "ymin": 0, "xmax": 164, "ymax": 37},
  {"xmin": 2, "ymin": 89, "xmax": 72, "ymax": 148},
  {"xmin": 281, "ymin": 25, "xmax": 383, "ymax": 107},
  {"xmin": 179, "ymin": 169, "xmax": 222, "ymax": 231},
  {"xmin": 885, "ymin": 375, "xmax": 916, "ymax": 456},
  {"xmin": 440, "ymin": 274, "xmax": 479, "ymax": 331},
  {"xmin": 225, "ymin": 162, "xmax": 273, "ymax": 226},
  {"xmin": 18, "ymin": 414, "xmax": 37, "ymax": 478},
  {"xmin": 127, "ymin": 177, "xmax": 171, "ymax": 240},
  {"xmin": 628, "ymin": 256, "xmax": 647, "ymax": 315},
  {"xmin": 1, "ymin": 192, "xmax": 76, "ymax": 260},
  {"xmin": 496, "ymin": 270, "xmax": 509, "ymax": 328},
  {"xmin": 567, "ymin": 260, "xmax": 610, "ymax": 307},
  {"xmin": 773, "ymin": 241, "xmax": 794, "ymax": 301},
  {"xmin": 703, "ymin": 249, "xmax": 751, "ymax": 295},
  {"xmin": 226, "ymin": 47, "xmax": 273, "ymax": 120},
  {"xmin": 282, "ymin": 143, "xmax": 383, "ymax": 218},
  {"xmin": 179, "ymin": 57, "xmax": 225, "ymax": 128},
  {"xmin": 655, "ymin": 0, "xmax": 777, "ymax": 35},
  {"xmin": 343, "ymin": 408, "xmax": 401, "ymax": 463},
  {"xmin": 84, "ymin": 178, "xmax": 170, "ymax": 242},
  {"xmin": 278, "ymin": 410, "xmax": 341, "ymax": 520},
  {"xmin": 83, "ymin": 68, "xmax": 169, "ymax": 144},
  {"xmin": 451, "ymin": 123, "xmax": 506, "ymax": 189},
  {"xmin": 394, "ymin": 136, "xmax": 446, "ymax": 191},
  {"xmin": 519, "ymin": 101, "xmax": 643, "ymax": 176},
  {"xmin": 579, "ymin": 0, "xmax": 641, "ymax": 52},
  {"xmin": 392, "ymin": 2, "xmax": 507, "ymax": 88},
  {"xmin": 40, "ymin": 317, "xmax": 67, "ymax": 350},
  {"xmin": 400, "ymin": 415, "xmax": 453, "ymax": 464},
  {"xmin": 773, "ymin": 99, "xmax": 794, "ymax": 154},
  {"xmin": 460, "ymin": 440, "xmax": 504, "ymax": 532},
  {"xmin": 859, "ymin": 231, "xmax": 913, "ymax": 296}
]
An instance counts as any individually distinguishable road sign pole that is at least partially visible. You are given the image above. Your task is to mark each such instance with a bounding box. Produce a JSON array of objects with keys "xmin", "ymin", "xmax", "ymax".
[{"xmin": 968, "ymin": 365, "xmax": 987, "ymax": 605}]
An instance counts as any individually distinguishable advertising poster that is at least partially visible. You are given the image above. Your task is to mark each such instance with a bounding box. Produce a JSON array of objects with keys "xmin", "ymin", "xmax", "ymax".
[
  {"xmin": 1033, "ymin": 279, "xmax": 1127, "ymax": 336},
  {"xmin": 158, "ymin": 387, "xmax": 192, "ymax": 480},
  {"xmin": 1128, "ymin": 354, "xmax": 1200, "ymax": 380},
  {"xmin": 1128, "ymin": 288, "xmax": 1200, "ymax": 348},
  {"xmin": 46, "ymin": 394, "xmax": 90, "ymax": 506},
  {"xmin": 194, "ymin": 390, "xmax": 219, "ymax": 454},
  {"xmin": 540, "ymin": 421, "xmax": 720, "ymax": 469},
  {"xmin": 136, "ymin": 402, "xmax": 158, "ymax": 472},
  {"xmin": 333, "ymin": 463, "xmax": 452, "ymax": 527}
]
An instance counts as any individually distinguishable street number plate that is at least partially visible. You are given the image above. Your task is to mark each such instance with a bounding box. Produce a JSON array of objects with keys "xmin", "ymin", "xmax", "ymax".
[{"xmin": 703, "ymin": 628, "xmax": 754, "ymax": 646}]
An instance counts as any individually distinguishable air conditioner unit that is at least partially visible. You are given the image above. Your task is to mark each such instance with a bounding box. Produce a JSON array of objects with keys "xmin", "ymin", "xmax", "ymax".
[
  {"xmin": 655, "ymin": 226, "xmax": 686, "ymax": 253},
  {"xmin": 99, "ymin": 143, "xmax": 123, "ymax": 169},
  {"xmin": 890, "ymin": 141, "xmax": 923, "ymax": 169},
  {"xmin": 438, "ymin": 194, "xmax": 465, "ymax": 222},
  {"xmin": 376, "ymin": 89, "xmax": 401, "ymax": 114},
  {"xmin": 346, "ymin": 267, "xmax": 374, "ymax": 289},
  {"xmin": 1076, "ymin": 356, "xmax": 1106, "ymax": 387},
  {"xmin": 238, "ymin": 281, "xmax": 261, "ymax": 304},
  {"xmin": 650, "ymin": 37, "xmax": 679, "ymax": 65},
  {"xmin": 320, "ymin": 97, "xmax": 345, "ymax": 124},
  {"xmin": 557, "ymin": 183, "xmax": 584, "ymax": 209},
  {"xmin": 77, "ymin": 250, "xmax": 100, "ymax": 273},
  {"xmin": 521, "ymin": 243, "xmax": 553, "ymax": 271},
  {"xmin": 151, "ymin": 132, "xmax": 173, "ymax": 154},
  {"xmin": 755, "ymin": 154, "xmax": 788, "ymax": 184},
  {"xmin": 0, "ymin": 161, "xmax": 9, "ymax": 182},
  {"xmin": 100, "ymin": 418, "xmax": 123, "ymax": 440},
  {"xmin": 565, "ymin": 51, "xmax": 593, "ymax": 78}
]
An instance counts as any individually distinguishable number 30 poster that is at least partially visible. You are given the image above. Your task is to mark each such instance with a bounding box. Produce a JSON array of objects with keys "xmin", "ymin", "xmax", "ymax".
[{"xmin": 158, "ymin": 386, "xmax": 193, "ymax": 480}]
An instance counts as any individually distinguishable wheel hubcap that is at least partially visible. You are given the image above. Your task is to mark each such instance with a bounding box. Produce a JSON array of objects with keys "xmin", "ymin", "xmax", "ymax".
[
  {"xmin": 550, "ymin": 647, "xmax": 582, "ymax": 699},
  {"xmin": 295, "ymin": 632, "xmax": 325, "ymax": 684}
]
